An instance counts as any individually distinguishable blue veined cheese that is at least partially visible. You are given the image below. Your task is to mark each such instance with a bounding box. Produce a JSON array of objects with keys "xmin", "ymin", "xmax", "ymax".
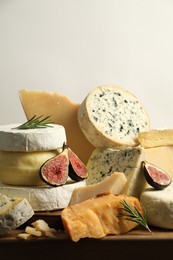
[
  {"xmin": 86, "ymin": 146, "xmax": 147, "ymax": 197},
  {"xmin": 78, "ymin": 85, "xmax": 150, "ymax": 148},
  {"xmin": 0, "ymin": 193, "xmax": 34, "ymax": 235}
]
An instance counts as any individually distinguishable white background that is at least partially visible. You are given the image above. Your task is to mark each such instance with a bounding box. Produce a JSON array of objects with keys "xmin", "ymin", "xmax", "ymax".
[{"xmin": 0, "ymin": 0, "xmax": 173, "ymax": 128}]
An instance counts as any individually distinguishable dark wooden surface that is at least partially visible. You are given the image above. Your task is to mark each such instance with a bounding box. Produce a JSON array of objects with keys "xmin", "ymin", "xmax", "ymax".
[{"xmin": 0, "ymin": 211, "xmax": 173, "ymax": 260}]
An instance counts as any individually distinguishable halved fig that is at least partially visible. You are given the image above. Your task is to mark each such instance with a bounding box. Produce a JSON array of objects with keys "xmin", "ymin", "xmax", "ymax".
[
  {"xmin": 40, "ymin": 149, "xmax": 69, "ymax": 186},
  {"xmin": 143, "ymin": 160, "xmax": 172, "ymax": 190},
  {"xmin": 67, "ymin": 146, "xmax": 88, "ymax": 181}
]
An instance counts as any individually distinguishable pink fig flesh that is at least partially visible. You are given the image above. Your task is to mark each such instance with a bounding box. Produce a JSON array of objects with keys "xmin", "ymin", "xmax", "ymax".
[
  {"xmin": 68, "ymin": 148, "xmax": 88, "ymax": 181},
  {"xmin": 40, "ymin": 152, "xmax": 69, "ymax": 186}
]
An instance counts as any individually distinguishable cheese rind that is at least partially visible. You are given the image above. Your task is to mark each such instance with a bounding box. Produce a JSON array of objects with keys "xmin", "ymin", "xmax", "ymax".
[
  {"xmin": 0, "ymin": 123, "xmax": 66, "ymax": 152},
  {"xmin": 140, "ymin": 187, "xmax": 173, "ymax": 229},
  {"xmin": 78, "ymin": 85, "xmax": 150, "ymax": 148},
  {"xmin": 69, "ymin": 172, "xmax": 127, "ymax": 205},
  {"xmin": 0, "ymin": 194, "xmax": 34, "ymax": 235},
  {"xmin": 138, "ymin": 129, "xmax": 173, "ymax": 148},
  {"xmin": 0, "ymin": 181, "xmax": 86, "ymax": 211},
  {"xmin": 86, "ymin": 147, "xmax": 146, "ymax": 198}
]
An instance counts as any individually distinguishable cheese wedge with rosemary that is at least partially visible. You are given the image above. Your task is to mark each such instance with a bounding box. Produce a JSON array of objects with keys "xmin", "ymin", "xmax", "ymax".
[
  {"xmin": 0, "ymin": 193, "xmax": 34, "ymax": 235},
  {"xmin": 19, "ymin": 89, "xmax": 94, "ymax": 164}
]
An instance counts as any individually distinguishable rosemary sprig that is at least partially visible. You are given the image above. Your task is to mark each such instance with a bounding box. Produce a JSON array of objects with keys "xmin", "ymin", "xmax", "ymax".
[
  {"xmin": 14, "ymin": 115, "xmax": 53, "ymax": 129},
  {"xmin": 118, "ymin": 200, "xmax": 152, "ymax": 234}
]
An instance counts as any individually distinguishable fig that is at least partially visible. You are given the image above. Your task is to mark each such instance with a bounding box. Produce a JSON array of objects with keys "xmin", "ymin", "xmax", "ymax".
[
  {"xmin": 143, "ymin": 160, "xmax": 172, "ymax": 190},
  {"xmin": 68, "ymin": 146, "xmax": 88, "ymax": 181},
  {"xmin": 40, "ymin": 148, "xmax": 69, "ymax": 186}
]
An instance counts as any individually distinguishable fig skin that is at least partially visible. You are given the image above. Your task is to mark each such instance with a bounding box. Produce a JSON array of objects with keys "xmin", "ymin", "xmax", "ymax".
[
  {"xmin": 143, "ymin": 160, "xmax": 172, "ymax": 190},
  {"xmin": 68, "ymin": 147, "xmax": 88, "ymax": 181},
  {"xmin": 40, "ymin": 149, "xmax": 69, "ymax": 186}
]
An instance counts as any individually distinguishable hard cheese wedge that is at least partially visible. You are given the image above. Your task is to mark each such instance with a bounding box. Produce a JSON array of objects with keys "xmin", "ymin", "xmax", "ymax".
[
  {"xmin": 0, "ymin": 193, "xmax": 34, "ymax": 235},
  {"xmin": 61, "ymin": 193, "xmax": 142, "ymax": 242},
  {"xmin": 69, "ymin": 172, "xmax": 127, "ymax": 205},
  {"xmin": 138, "ymin": 129, "xmax": 173, "ymax": 148},
  {"xmin": 19, "ymin": 89, "xmax": 94, "ymax": 164}
]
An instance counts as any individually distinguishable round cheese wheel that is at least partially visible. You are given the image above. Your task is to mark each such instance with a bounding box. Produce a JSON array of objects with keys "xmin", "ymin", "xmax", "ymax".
[
  {"xmin": 0, "ymin": 181, "xmax": 86, "ymax": 211},
  {"xmin": 140, "ymin": 187, "xmax": 173, "ymax": 229},
  {"xmin": 0, "ymin": 150, "xmax": 60, "ymax": 186},
  {"xmin": 0, "ymin": 123, "xmax": 66, "ymax": 151},
  {"xmin": 78, "ymin": 85, "xmax": 150, "ymax": 148}
]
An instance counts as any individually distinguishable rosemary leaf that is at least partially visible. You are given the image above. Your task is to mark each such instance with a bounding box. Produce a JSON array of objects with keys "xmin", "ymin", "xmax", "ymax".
[
  {"xmin": 13, "ymin": 115, "xmax": 53, "ymax": 130},
  {"xmin": 118, "ymin": 200, "xmax": 152, "ymax": 234}
]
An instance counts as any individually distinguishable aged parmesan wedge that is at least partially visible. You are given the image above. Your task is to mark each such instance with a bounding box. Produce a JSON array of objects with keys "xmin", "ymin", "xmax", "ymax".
[
  {"xmin": 86, "ymin": 146, "xmax": 146, "ymax": 197},
  {"xmin": 138, "ymin": 129, "xmax": 173, "ymax": 148},
  {"xmin": 140, "ymin": 187, "xmax": 173, "ymax": 229},
  {"xmin": 0, "ymin": 194, "xmax": 34, "ymax": 235},
  {"xmin": 61, "ymin": 194, "xmax": 143, "ymax": 242},
  {"xmin": 69, "ymin": 172, "xmax": 127, "ymax": 205},
  {"xmin": 19, "ymin": 89, "xmax": 94, "ymax": 164},
  {"xmin": 78, "ymin": 85, "xmax": 150, "ymax": 148}
]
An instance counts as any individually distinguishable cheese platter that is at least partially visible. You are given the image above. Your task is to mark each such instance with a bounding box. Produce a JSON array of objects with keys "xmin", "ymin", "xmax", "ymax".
[{"xmin": 1, "ymin": 85, "xmax": 173, "ymax": 259}]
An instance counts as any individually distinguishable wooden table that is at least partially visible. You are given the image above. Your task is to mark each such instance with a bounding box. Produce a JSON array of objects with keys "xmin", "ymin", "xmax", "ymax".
[{"xmin": 0, "ymin": 211, "xmax": 173, "ymax": 260}]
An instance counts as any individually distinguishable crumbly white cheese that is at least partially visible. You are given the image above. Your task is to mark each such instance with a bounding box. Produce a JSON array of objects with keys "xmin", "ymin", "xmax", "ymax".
[
  {"xmin": 78, "ymin": 85, "xmax": 150, "ymax": 148},
  {"xmin": 0, "ymin": 193, "xmax": 34, "ymax": 235},
  {"xmin": 140, "ymin": 186, "xmax": 173, "ymax": 229},
  {"xmin": 0, "ymin": 123, "xmax": 66, "ymax": 151},
  {"xmin": 86, "ymin": 146, "xmax": 147, "ymax": 197},
  {"xmin": 0, "ymin": 181, "xmax": 86, "ymax": 211}
]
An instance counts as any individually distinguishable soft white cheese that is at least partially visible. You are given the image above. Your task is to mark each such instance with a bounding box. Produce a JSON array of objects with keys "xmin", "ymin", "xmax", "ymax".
[
  {"xmin": 140, "ymin": 186, "xmax": 173, "ymax": 229},
  {"xmin": 0, "ymin": 193, "xmax": 34, "ymax": 235},
  {"xmin": 0, "ymin": 181, "xmax": 86, "ymax": 211},
  {"xmin": 0, "ymin": 123, "xmax": 66, "ymax": 151}
]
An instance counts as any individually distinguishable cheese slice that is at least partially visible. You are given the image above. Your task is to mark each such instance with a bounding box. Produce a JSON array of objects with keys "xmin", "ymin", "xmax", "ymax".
[
  {"xmin": 0, "ymin": 193, "xmax": 34, "ymax": 235},
  {"xmin": 138, "ymin": 129, "xmax": 173, "ymax": 148},
  {"xmin": 0, "ymin": 123, "xmax": 66, "ymax": 152},
  {"xmin": 140, "ymin": 186, "xmax": 173, "ymax": 229},
  {"xmin": 61, "ymin": 193, "xmax": 142, "ymax": 242},
  {"xmin": 69, "ymin": 172, "xmax": 127, "ymax": 205},
  {"xmin": 0, "ymin": 180, "xmax": 86, "ymax": 211},
  {"xmin": 19, "ymin": 89, "xmax": 94, "ymax": 164},
  {"xmin": 0, "ymin": 150, "xmax": 61, "ymax": 186},
  {"xmin": 86, "ymin": 147, "xmax": 147, "ymax": 198}
]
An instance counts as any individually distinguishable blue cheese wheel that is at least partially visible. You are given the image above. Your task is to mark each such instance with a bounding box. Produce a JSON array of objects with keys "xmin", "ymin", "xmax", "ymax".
[{"xmin": 78, "ymin": 85, "xmax": 150, "ymax": 148}]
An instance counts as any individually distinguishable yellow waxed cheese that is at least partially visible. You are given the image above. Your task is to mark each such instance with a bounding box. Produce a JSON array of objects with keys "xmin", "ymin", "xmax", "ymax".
[
  {"xmin": 19, "ymin": 89, "xmax": 94, "ymax": 164},
  {"xmin": 69, "ymin": 172, "xmax": 127, "ymax": 205},
  {"xmin": 0, "ymin": 150, "xmax": 60, "ymax": 186}
]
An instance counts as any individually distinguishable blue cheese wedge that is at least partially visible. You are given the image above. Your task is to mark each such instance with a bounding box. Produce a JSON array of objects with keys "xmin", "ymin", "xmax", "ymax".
[
  {"xmin": 86, "ymin": 146, "xmax": 147, "ymax": 197},
  {"xmin": 0, "ymin": 193, "xmax": 34, "ymax": 235},
  {"xmin": 0, "ymin": 123, "xmax": 66, "ymax": 152},
  {"xmin": 78, "ymin": 85, "xmax": 150, "ymax": 148}
]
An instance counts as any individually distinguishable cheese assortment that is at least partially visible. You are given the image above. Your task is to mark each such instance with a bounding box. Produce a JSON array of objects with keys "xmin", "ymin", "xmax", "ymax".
[{"xmin": 0, "ymin": 193, "xmax": 34, "ymax": 235}]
